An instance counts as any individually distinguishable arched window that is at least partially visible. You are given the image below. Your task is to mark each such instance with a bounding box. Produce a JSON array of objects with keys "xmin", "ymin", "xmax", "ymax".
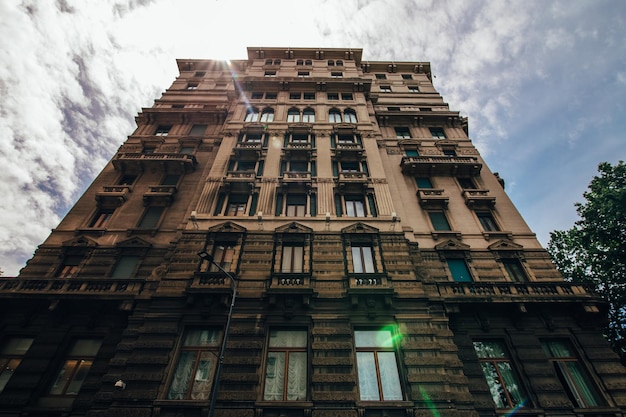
[
  {"xmin": 305, "ymin": 60, "xmax": 312, "ymax": 66},
  {"xmin": 336, "ymin": 60, "xmax": 344, "ymax": 66},
  {"xmin": 260, "ymin": 108, "xmax": 274, "ymax": 123},
  {"xmin": 287, "ymin": 108, "xmax": 301, "ymax": 123},
  {"xmin": 302, "ymin": 108, "xmax": 315, "ymax": 123},
  {"xmin": 245, "ymin": 108, "xmax": 259, "ymax": 122},
  {"xmin": 344, "ymin": 109, "xmax": 357, "ymax": 123},
  {"xmin": 329, "ymin": 109, "xmax": 342, "ymax": 123}
]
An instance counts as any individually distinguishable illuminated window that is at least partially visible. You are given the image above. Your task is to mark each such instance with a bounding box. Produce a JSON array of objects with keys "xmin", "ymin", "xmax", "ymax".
[
  {"xmin": 49, "ymin": 339, "xmax": 102, "ymax": 396},
  {"xmin": 260, "ymin": 108, "xmax": 274, "ymax": 123},
  {"xmin": 355, "ymin": 329, "xmax": 402, "ymax": 401},
  {"xmin": 245, "ymin": 108, "xmax": 259, "ymax": 122},
  {"xmin": 343, "ymin": 109, "xmax": 357, "ymax": 123},
  {"xmin": 0, "ymin": 338, "xmax": 34, "ymax": 393},
  {"xmin": 287, "ymin": 108, "xmax": 301, "ymax": 123}
]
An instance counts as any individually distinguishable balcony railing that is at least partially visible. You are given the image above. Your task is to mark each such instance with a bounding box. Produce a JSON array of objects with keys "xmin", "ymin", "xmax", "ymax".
[
  {"xmin": 400, "ymin": 156, "xmax": 481, "ymax": 177},
  {"xmin": 270, "ymin": 273, "xmax": 311, "ymax": 288},
  {"xmin": 112, "ymin": 153, "xmax": 197, "ymax": 173},
  {"xmin": 334, "ymin": 142, "xmax": 365, "ymax": 158},
  {"xmin": 437, "ymin": 281, "xmax": 597, "ymax": 302},
  {"xmin": 143, "ymin": 185, "xmax": 177, "ymax": 205},
  {"xmin": 0, "ymin": 277, "xmax": 144, "ymax": 297},
  {"xmin": 95, "ymin": 185, "xmax": 132, "ymax": 205},
  {"xmin": 225, "ymin": 170, "xmax": 257, "ymax": 183},
  {"xmin": 462, "ymin": 189, "xmax": 496, "ymax": 208},
  {"xmin": 234, "ymin": 141, "xmax": 262, "ymax": 158},
  {"xmin": 417, "ymin": 189, "xmax": 449, "ymax": 208},
  {"xmin": 282, "ymin": 171, "xmax": 312, "ymax": 182},
  {"xmin": 189, "ymin": 272, "xmax": 234, "ymax": 292}
]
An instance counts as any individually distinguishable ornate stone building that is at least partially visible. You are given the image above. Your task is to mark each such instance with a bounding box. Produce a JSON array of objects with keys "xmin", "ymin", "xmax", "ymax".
[{"xmin": 1, "ymin": 47, "xmax": 624, "ymax": 417}]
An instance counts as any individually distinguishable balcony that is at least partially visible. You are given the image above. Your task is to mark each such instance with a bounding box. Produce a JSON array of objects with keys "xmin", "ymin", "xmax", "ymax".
[
  {"xmin": 143, "ymin": 185, "xmax": 177, "ymax": 205},
  {"xmin": 417, "ymin": 189, "xmax": 448, "ymax": 209},
  {"xmin": 0, "ymin": 277, "xmax": 145, "ymax": 298},
  {"xmin": 436, "ymin": 281, "xmax": 600, "ymax": 304},
  {"xmin": 281, "ymin": 171, "xmax": 312, "ymax": 183},
  {"xmin": 346, "ymin": 273, "xmax": 394, "ymax": 306},
  {"xmin": 266, "ymin": 273, "xmax": 314, "ymax": 306},
  {"xmin": 284, "ymin": 142, "xmax": 314, "ymax": 158},
  {"xmin": 225, "ymin": 170, "xmax": 257, "ymax": 185},
  {"xmin": 189, "ymin": 272, "xmax": 234, "ymax": 292},
  {"xmin": 95, "ymin": 185, "xmax": 131, "ymax": 206},
  {"xmin": 233, "ymin": 141, "xmax": 263, "ymax": 158},
  {"xmin": 112, "ymin": 153, "xmax": 197, "ymax": 174},
  {"xmin": 334, "ymin": 142, "xmax": 365, "ymax": 158},
  {"xmin": 462, "ymin": 189, "xmax": 496, "ymax": 208},
  {"xmin": 400, "ymin": 156, "xmax": 481, "ymax": 177}
]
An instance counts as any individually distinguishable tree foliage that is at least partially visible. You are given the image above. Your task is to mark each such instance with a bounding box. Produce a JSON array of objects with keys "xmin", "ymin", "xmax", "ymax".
[{"xmin": 548, "ymin": 161, "xmax": 626, "ymax": 357}]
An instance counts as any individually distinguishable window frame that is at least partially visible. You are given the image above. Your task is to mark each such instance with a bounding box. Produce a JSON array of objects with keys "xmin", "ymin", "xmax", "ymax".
[
  {"xmin": 343, "ymin": 109, "xmax": 357, "ymax": 123},
  {"xmin": 263, "ymin": 329, "xmax": 308, "ymax": 401},
  {"xmin": 49, "ymin": 339, "xmax": 102, "ymax": 397},
  {"xmin": 430, "ymin": 127, "xmax": 446, "ymax": 139},
  {"xmin": 260, "ymin": 108, "xmax": 275, "ymax": 123},
  {"xmin": 447, "ymin": 258, "xmax": 472, "ymax": 282},
  {"xmin": 245, "ymin": 108, "xmax": 259, "ymax": 122},
  {"xmin": 0, "ymin": 337, "xmax": 34, "ymax": 393},
  {"xmin": 476, "ymin": 211, "xmax": 500, "ymax": 231},
  {"xmin": 355, "ymin": 328, "xmax": 403, "ymax": 401},
  {"xmin": 395, "ymin": 126, "xmax": 411, "ymax": 139}
]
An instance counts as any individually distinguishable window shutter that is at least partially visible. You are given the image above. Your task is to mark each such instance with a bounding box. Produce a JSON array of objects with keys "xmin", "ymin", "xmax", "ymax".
[
  {"xmin": 257, "ymin": 160, "xmax": 265, "ymax": 176},
  {"xmin": 214, "ymin": 194, "xmax": 226, "ymax": 216},
  {"xmin": 249, "ymin": 194, "xmax": 258, "ymax": 216},
  {"xmin": 309, "ymin": 193, "xmax": 317, "ymax": 217},
  {"xmin": 275, "ymin": 194, "xmax": 284, "ymax": 216},
  {"xmin": 332, "ymin": 161, "xmax": 339, "ymax": 177},
  {"xmin": 310, "ymin": 161, "xmax": 317, "ymax": 177},
  {"xmin": 367, "ymin": 194, "xmax": 377, "ymax": 217},
  {"xmin": 330, "ymin": 134, "xmax": 336, "ymax": 148},
  {"xmin": 280, "ymin": 161, "xmax": 286, "ymax": 176},
  {"xmin": 335, "ymin": 194, "xmax": 343, "ymax": 217}
]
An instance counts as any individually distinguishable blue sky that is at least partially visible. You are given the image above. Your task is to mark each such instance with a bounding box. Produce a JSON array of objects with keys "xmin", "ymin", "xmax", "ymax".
[{"xmin": 0, "ymin": 0, "xmax": 624, "ymax": 276}]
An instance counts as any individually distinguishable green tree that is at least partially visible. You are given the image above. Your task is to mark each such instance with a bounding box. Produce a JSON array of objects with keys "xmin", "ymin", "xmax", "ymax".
[{"xmin": 547, "ymin": 161, "xmax": 626, "ymax": 358}]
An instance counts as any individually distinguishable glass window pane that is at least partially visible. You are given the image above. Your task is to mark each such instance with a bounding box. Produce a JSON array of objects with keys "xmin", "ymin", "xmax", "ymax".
[
  {"xmin": 448, "ymin": 259, "xmax": 472, "ymax": 282},
  {"xmin": 168, "ymin": 351, "xmax": 196, "ymax": 399},
  {"xmin": 429, "ymin": 211, "xmax": 450, "ymax": 230},
  {"xmin": 139, "ymin": 206, "xmax": 164, "ymax": 228},
  {"xmin": 416, "ymin": 178, "xmax": 432, "ymax": 188},
  {"xmin": 357, "ymin": 352, "xmax": 380, "ymax": 400},
  {"xmin": 184, "ymin": 329, "xmax": 221, "ymax": 347},
  {"xmin": 65, "ymin": 359, "xmax": 92, "ymax": 395},
  {"xmin": 264, "ymin": 352, "xmax": 286, "ymax": 400},
  {"xmin": 378, "ymin": 352, "xmax": 402, "ymax": 400},
  {"xmin": 190, "ymin": 352, "xmax": 215, "ymax": 400},
  {"xmin": 111, "ymin": 256, "xmax": 140, "ymax": 279},
  {"xmin": 287, "ymin": 352, "xmax": 307, "ymax": 400},
  {"xmin": 50, "ymin": 360, "xmax": 76, "ymax": 395},
  {"xmin": 269, "ymin": 330, "xmax": 307, "ymax": 347}
]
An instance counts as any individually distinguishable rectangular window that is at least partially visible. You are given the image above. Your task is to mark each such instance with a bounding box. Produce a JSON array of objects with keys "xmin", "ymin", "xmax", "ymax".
[
  {"xmin": 457, "ymin": 178, "xmax": 476, "ymax": 189},
  {"xmin": 264, "ymin": 71, "xmax": 276, "ymax": 77},
  {"xmin": 448, "ymin": 259, "xmax": 472, "ymax": 282},
  {"xmin": 111, "ymin": 256, "xmax": 140, "ymax": 278},
  {"xmin": 138, "ymin": 206, "xmax": 164, "ymax": 228},
  {"xmin": 226, "ymin": 194, "xmax": 248, "ymax": 216},
  {"xmin": 395, "ymin": 127, "xmax": 411, "ymax": 138},
  {"xmin": 264, "ymin": 330, "xmax": 307, "ymax": 401},
  {"xmin": 416, "ymin": 177, "xmax": 433, "ymax": 188},
  {"xmin": 380, "ymin": 85, "xmax": 392, "ymax": 92},
  {"xmin": 351, "ymin": 245, "xmax": 375, "ymax": 273},
  {"xmin": 408, "ymin": 86, "xmax": 419, "ymax": 93},
  {"xmin": 355, "ymin": 329, "xmax": 402, "ymax": 401},
  {"xmin": 0, "ymin": 338, "xmax": 34, "ymax": 393},
  {"xmin": 180, "ymin": 146, "xmax": 195, "ymax": 155},
  {"xmin": 542, "ymin": 340, "xmax": 603, "ymax": 407},
  {"xmin": 50, "ymin": 339, "xmax": 102, "ymax": 396},
  {"xmin": 477, "ymin": 212, "xmax": 499, "ymax": 231},
  {"xmin": 375, "ymin": 74, "xmax": 386, "ymax": 79},
  {"xmin": 289, "ymin": 92, "xmax": 301, "ymax": 100},
  {"xmin": 168, "ymin": 329, "xmax": 221, "ymax": 400},
  {"xmin": 189, "ymin": 124, "xmax": 207, "ymax": 136},
  {"xmin": 118, "ymin": 174, "xmax": 137, "ymax": 185},
  {"xmin": 401, "ymin": 74, "xmax": 413, "ymax": 80},
  {"xmin": 443, "ymin": 149, "xmax": 456, "ymax": 156},
  {"xmin": 345, "ymin": 196, "xmax": 365, "ymax": 217},
  {"xmin": 340, "ymin": 161, "xmax": 360, "ymax": 172},
  {"xmin": 303, "ymin": 92, "xmax": 315, "ymax": 100},
  {"xmin": 57, "ymin": 255, "xmax": 82, "ymax": 278},
  {"xmin": 502, "ymin": 259, "xmax": 527, "ymax": 282},
  {"xmin": 251, "ymin": 92, "xmax": 264, "ymax": 99},
  {"xmin": 89, "ymin": 208, "xmax": 114, "ymax": 228},
  {"xmin": 155, "ymin": 125, "xmax": 171, "ymax": 136},
  {"xmin": 430, "ymin": 127, "xmax": 446, "ymax": 139},
  {"xmin": 327, "ymin": 93, "xmax": 339, "ymax": 100},
  {"xmin": 341, "ymin": 93, "xmax": 353, "ymax": 100},
  {"xmin": 186, "ymin": 83, "xmax": 198, "ymax": 90},
  {"xmin": 265, "ymin": 92, "xmax": 277, "ymax": 99},
  {"xmin": 428, "ymin": 211, "xmax": 451, "ymax": 231},
  {"xmin": 162, "ymin": 174, "xmax": 181, "ymax": 186},
  {"xmin": 286, "ymin": 194, "xmax": 307, "ymax": 216},
  {"xmin": 473, "ymin": 341, "xmax": 525, "ymax": 408},
  {"xmin": 405, "ymin": 149, "xmax": 419, "ymax": 157},
  {"xmin": 297, "ymin": 71, "xmax": 310, "ymax": 77},
  {"xmin": 331, "ymin": 71, "xmax": 343, "ymax": 78},
  {"xmin": 208, "ymin": 245, "xmax": 235, "ymax": 272},
  {"xmin": 281, "ymin": 245, "xmax": 304, "ymax": 273}
]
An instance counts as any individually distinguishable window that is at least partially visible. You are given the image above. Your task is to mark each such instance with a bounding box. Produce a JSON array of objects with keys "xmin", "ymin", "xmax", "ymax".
[
  {"xmin": 336, "ymin": 60, "xmax": 343, "ymax": 66},
  {"xmin": 264, "ymin": 71, "xmax": 276, "ymax": 77},
  {"xmin": 457, "ymin": 178, "xmax": 476, "ymax": 189},
  {"xmin": 291, "ymin": 134, "xmax": 308, "ymax": 144},
  {"xmin": 142, "ymin": 145, "xmax": 156, "ymax": 154},
  {"xmin": 405, "ymin": 148, "xmax": 419, "ymax": 157},
  {"xmin": 343, "ymin": 109, "xmax": 357, "ymax": 123},
  {"xmin": 245, "ymin": 133, "xmax": 262, "ymax": 143},
  {"xmin": 327, "ymin": 60, "xmax": 335, "ymax": 66},
  {"xmin": 443, "ymin": 148, "xmax": 456, "ymax": 157},
  {"xmin": 111, "ymin": 255, "xmax": 140, "ymax": 278},
  {"xmin": 408, "ymin": 86, "xmax": 419, "ymax": 93},
  {"xmin": 281, "ymin": 244, "xmax": 304, "ymax": 273},
  {"xmin": 265, "ymin": 59, "xmax": 273, "ymax": 65},
  {"xmin": 428, "ymin": 211, "xmax": 451, "ymax": 231},
  {"xmin": 172, "ymin": 104, "xmax": 184, "ymax": 109},
  {"xmin": 273, "ymin": 59, "xmax": 281, "ymax": 65},
  {"xmin": 289, "ymin": 92, "xmax": 301, "ymax": 100},
  {"xmin": 265, "ymin": 92, "xmax": 277, "ymax": 99},
  {"xmin": 286, "ymin": 194, "xmax": 307, "ymax": 216},
  {"xmin": 351, "ymin": 244, "xmax": 375, "ymax": 273},
  {"xmin": 303, "ymin": 92, "xmax": 315, "ymax": 100},
  {"xmin": 180, "ymin": 146, "xmax": 195, "ymax": 155},
  {"xmin": 168, "ymin": 329, "xmax": 221, "ymax": 400},
  {"xmin": 245, "ymin": 108, "xmax": 259, "ymax": 122},
  {"xmin": 89, "ymin": 208, "xmax": 114, "ymax": 228},
  {"xmin": 296, "ymin": 59, "xmax": 304, "ymax": 66},
  {"xmin": 395, "ymin": 127, "xmax": 411, "ymax": 138},
  {"xmin": 416, "ymin": 178, "xmax": 433, "ymax": 188},
  {"xmin": 236, "ymin": 160, "xmax": 256, "ymax": 172},
  {"xmin": 380, "ymin": 85, "xmax": 392, "ymax": 92},
  {"xmin": 0, "ymin": 338, "xmax": 34, "ymax": 393},
  {"xmin": 302, "ymin": 108, "xmax": 315, "ymax": 123},
  {"xmin": 341, "ymin": 161, "xmax": 360, "ymax": 172},
  {"xmin": 251, "ymin": 92, "xmax": 264, "ymax": 99},
  {"xmin": 189, "ymin": 124, "xmax": 207, "ymax": 136},
  {"xmin": 208, "ymin": 245, "xmax": 235, "ymax": 273},
  {"xmin": 50, "ymin": 339, "xmax": 102, "ymax": 396},
  {"xmin": 375, "ymin": 74, "xmax": 386, "ymax": 79},
  {"xmin": 419, "ymin": 107, "xmax": 432, "ymax": 111},
  {"xmin": 402, "ymin": 74, "xmax": 413, "ymax": 80},
  {"xmin": 327, "ymin": 93, "xmax": 339, "ymax": 100},
  {"xmin": 226, "ymin": 194, "xmax": 248, "ymax": 216},
  {"xmin": 194, "ymin": 71, "xmax": 205, "ymax": 77},
  {"xmin": 447, "ymin": 259, "xmax": 472, "ymax": 282},
  {"xmin": 477, "ymin": 212, "xmax": 499, "ymax": 231},
  {"xmin": 430, "ymin": 127, "xmax": 446, "ymax": 139},
  {"xmin": 387, "ymin": 107, "xmax": 400, "ymax": 111},
  {"xmin": 337, "ymin": 134, "xmax": 355, "ymax": 144},
  {"xmin": 264, "ymin": 330, "xmax": 307, "ymax": 401},
  {"xmin": 355, "ymin": 329, "xmax": 402, "ymax": 401},
  {"xmin": 502, "ymin": 259, "xmax": 527, "ymax": 282},
  {"xmin": 138, "ymin": 206, "xmax": 164, "ymax": 228},
  {"xmin": 297, "ymin": 71, "xmax": 309, "ymax": 77},
  {"xmin": 473, "ymin": 341, "xmax": 525, "ymax": 408},
  {"xmin": 345, "ymin": 195, "xmax": 366, "ymax": 217},
  {"xmin": 186, "ymin": 83, "xmax": 198, "ymax": 90},
  {"xmin": 162, "ymin": 174, "xmax": 180, "ymax": 185},
  {"xmin": 329, "ymin": 109, "xmax": 342, "ymax": 123},
  {"xmin": 287, "ymin": 108, "xmax": 301, "ymax": 123},
  {"xmin": 542, "ymin": 340, "xmax": 604, "ymax": 407},
  {"xmin": 305, "ymin": 60, "xmax": 312, "ymax": 66},
  {"xmin": 155, "ymin": 125, "xmax": 171, "ymax": 136},
  {"xmin": 331, "ymin": 71, "xmax": 343, "ymax": 78},
  {"xmin": 289, "ymin": 161, "xmax": 308, "ymax": 172},
  {"xmin": 57, "ymin": 255, "xmax": 82, "ymax": 278},
  {"xmin": 118, "ymin": 174, "xmax": 137, "ymax": 185},
  {"xmin": 260, "ymin": 108, "xmax": 274, "ymax": 123},
  {"xmin": 341, "ymin": 93, "xmax": 353, "ymax": 100}
]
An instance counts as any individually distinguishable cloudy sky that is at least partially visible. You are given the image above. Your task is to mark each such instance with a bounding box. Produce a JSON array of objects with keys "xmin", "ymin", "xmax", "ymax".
[{"xmin": 0, "ymin": 0, "xmax": 624, "ymax": 276}]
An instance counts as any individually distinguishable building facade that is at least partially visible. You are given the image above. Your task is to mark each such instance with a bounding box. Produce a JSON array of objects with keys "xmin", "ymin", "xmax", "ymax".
[{"xmin": 1, "ymin": 47, "xmax": 625, "ymax": 417}]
